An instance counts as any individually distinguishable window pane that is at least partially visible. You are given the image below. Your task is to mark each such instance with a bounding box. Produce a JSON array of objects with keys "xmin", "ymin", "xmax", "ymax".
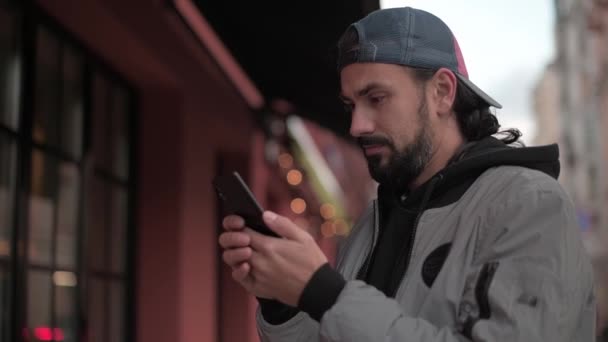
[
  {"xmin": 29, "ymin": 150, "xmax": 79, "ymax": 266},
  {"xmin": 87, "ymin": 178, "xmax": 108, "ymax": 271},
  {"xmin": 28, "ymin": 150, "xmax": 57, "ymax": 265},
  {"xmin": 54, "ymin": 271, "xmax": 78, "ymax": 342},
  {"xmin": 92, "ymin": 74, "xmax": 131, "ymax": 180},
  {"xmin": 61, "ymin": 45, "xmax": 83, "ymax": 158},
  {"xmin": 87, "ymin": 277, "xmax": 105, "ymax": 342},
  {"xmin": 110, "ymin": 86, "xmax": 130, "ymax": 180},
  {"xmin": 0, "ymin": 5, "xmax": 21, "ymax": 130},
  {"xmin": 61, "ymin": 47, "xmax": 84, "ymax": 158},
  {"xmin": 27, "ymin": 271, "xmax": 52, "ymax": 339},
  {"xmin": 0, "ymin": 134, "xmax": 15, "ymax": 257},
  {"xmin": 56, "ymin": 162, "xmax": 79, "ymax": 269},
  {"xmin": 109, "ymin": 281, "xmax": 124, "ymax": 342},
  {"xmin": 92, "ymin": 73, "xmax": 109, "ymax": 174},
  {"xmin": 0, "ymin": 266, "xmax": 6, "ymax": 340},
  {"xmin": 33, "ymin": 26, "xmax": 61, "ymax": 148},
  {"xmin": 110, "ymin": 187, "xmax": 127, "ymax": 274}
]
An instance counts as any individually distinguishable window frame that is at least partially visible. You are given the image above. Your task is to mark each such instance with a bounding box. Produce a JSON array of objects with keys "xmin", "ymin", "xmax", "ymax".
[{"xmin": 1, "ymin": 2, "xmax": 138, "ymax": 342}]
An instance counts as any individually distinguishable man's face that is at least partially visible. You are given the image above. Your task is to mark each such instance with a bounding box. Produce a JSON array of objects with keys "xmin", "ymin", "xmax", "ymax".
[{"xmin": 340, "ymin": 63, "xmax": 435, "ymax": 189}]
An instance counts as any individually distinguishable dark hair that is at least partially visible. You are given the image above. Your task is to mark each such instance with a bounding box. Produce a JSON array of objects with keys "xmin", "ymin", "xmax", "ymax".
[{"xmin": 412, "ymin": 68, "xmax": 521, "ymax": 145}]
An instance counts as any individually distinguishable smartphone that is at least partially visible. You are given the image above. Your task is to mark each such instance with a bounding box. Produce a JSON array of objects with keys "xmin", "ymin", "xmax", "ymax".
[{"xmin": 212, "ymin": 171, "xmax": 278, "ymax": 237}]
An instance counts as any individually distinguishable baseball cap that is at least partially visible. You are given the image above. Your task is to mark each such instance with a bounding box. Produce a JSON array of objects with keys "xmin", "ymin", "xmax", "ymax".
[{"xmin": 337, "ymin": 7, "xmax": 502, "ymax": 109}]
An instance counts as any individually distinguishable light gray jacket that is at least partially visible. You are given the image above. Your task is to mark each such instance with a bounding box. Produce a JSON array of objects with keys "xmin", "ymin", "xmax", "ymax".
[{"xmin": 257, "ymin": 161, "xmax": 595, "ymax": 341}]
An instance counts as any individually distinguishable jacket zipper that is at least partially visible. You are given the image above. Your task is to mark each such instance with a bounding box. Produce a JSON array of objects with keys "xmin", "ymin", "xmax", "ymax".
[
  {"xmin": 475, "ymin": 261, "xmax": 499, "ymax": 319},
  {"xmin": 462, "ymin": 261, "xmax": 499, "ymax": 338}
]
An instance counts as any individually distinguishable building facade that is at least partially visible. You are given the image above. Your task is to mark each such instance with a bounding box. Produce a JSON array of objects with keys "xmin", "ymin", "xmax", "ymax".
[
  {"xmin": 0, "ymin": 1, "xmax": 375, "ymax": 341},
  {"xmin": 535, "ymin": 0, "xmax": 608, "ymax": 336}
]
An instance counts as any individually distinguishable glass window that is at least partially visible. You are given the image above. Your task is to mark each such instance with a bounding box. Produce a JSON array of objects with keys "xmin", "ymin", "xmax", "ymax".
[
  {"xmin": 28, "ymin": 150, "xmax": 57, "ymax": 265},
  {"xmin": 1, "ymin": 9, "xmax": 135, "ymax": 342},
  {"xmin": 110, "ymin": 187, "xmax": 127, "ymax": 274},
  {"xmin": 110, "ymin": 86, "xmax": 130, "ymax": 180},
  {"xmin": 61, "ymin": 45, "xmax": 84, "ymax": 158},
  {"xmin": 0, "ymin": 134, "xmax": 15, "ymax": 257},
  {"xmin": 88, "ymin": 178, "xmax": 108, "ymax": 271},
  {"xmin": 0, "ymin": 4, "xmax": 21, "ymax": 130},
  {"xmin": 27, "ymin": 271, "xmax": 52, "ymax": 339},
  {"xmin": 54, "ymin": 271, "xmax": 78, "ymax": 342},
  {"xmin": 33, "ymin": 26, "xmax": 61, "ymax": 148},
  {"xmin": 93, "ymin": 74, "xmax": 130, "ymax": 180},
  {"xmin": 109, "ymin": 281, "xmax": 124, "ymax": 342},
  {"xmin": 88, "ymin": 277, "xmax": 105, "ymax": 342},
  {"xmin": 0, "ymin": 266, "xmax": 6, "ymax": 340},
  {"xmin": 55, "ymin": 162, "xmax": 79, "ymax": 269},
  {"xmin": 29, "ymin": 150, "xmax": 79, "ymax": 266},
  {"xmin": 92, "ymin": 73, "xmax": 110, "ymax": 174}
]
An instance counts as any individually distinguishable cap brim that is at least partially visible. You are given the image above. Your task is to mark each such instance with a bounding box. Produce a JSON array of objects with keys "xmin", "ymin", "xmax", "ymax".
[{"xmin": 455, "ymin": 73, "xmax": 502, "ymax": 109}]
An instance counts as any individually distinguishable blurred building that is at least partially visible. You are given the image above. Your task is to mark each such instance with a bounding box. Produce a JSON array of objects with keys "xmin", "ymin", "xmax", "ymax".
[
  {"xmin": 534, "ymin": 0, "xmax": 608, "ymax": 337},
  {"xmin": 534, "ymin": 0, "xmax": 606, "ymax": 248},
  {"xmin": 0, "ymin": 1, "xmax": 376, "ymax": 342}
]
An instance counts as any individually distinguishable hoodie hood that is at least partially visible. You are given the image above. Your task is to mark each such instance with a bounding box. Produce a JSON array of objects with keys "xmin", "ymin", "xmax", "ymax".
[
  {"xmin": 443, "ymin": 136, "xmax": 559, "ymax": 181},
  {"xmin": 378, "ymin": 136, "xmax": 561, "ymax": 209}
]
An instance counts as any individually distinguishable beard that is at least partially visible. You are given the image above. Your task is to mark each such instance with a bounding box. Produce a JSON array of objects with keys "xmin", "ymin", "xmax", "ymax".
[{"xmin": 358, "ymin": 97, "xmax": 434, "ymax": 190}]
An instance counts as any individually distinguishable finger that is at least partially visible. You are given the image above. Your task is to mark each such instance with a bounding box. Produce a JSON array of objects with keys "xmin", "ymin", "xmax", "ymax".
[
  {"xmin": 232, "ymin": 262, "xmax": 251, "ymax": 282},
  {"xmin": 218, "ymin": 231, "xmax": 251, "ymax": 249},
  {"xmin": 222, "ymin": 215, "xmax": 245, "ymax": 231},
  {"xmin": 245, "ymin": 228, "xmax": 276, "ymax": 253},
  {"xmin": 223, "ymin": 247, "xmax": 252, "ymax": 267},
  {"xmin": 262, "ymin": 211, "xmax": 308, "ymax": 241}
]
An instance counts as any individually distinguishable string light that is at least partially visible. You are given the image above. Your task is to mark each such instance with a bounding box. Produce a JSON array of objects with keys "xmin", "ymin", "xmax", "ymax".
[
  {"xmin": 321, "ymin": 221, "xmax": 336, "ymax": 237},
  {"xmin": 287, "ymin": 169, "xmax": 303, "ymax": 185},
  {"xmin": 278, "ymin": 153, "xmax": 294, "ymax": 169},
  {"xmin": 334, "ymin": 219, "xmax": 349, "ymax": 236},
  {"xmin": 320, "ymin": 203, "xmax": 336, "ymax": 220},
  {"xmin": 290, "ymin": 198, "xmax": 307, "ymax": 214}
]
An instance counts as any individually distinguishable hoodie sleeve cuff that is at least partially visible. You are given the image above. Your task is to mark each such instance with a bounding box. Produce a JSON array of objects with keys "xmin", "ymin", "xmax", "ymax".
[
  {"xmin": 297, "ymin": 263, "xmax": 346, "ymax": 321},
  {"xmin": 257, "ymin": 298, "xmax": 300, "ymax": 325}
]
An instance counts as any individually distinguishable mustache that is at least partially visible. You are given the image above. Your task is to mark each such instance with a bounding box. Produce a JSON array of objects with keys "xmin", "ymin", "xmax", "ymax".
[{"xmin": 357, "ymin": 136, "xmax": 392, "ymax": 147}]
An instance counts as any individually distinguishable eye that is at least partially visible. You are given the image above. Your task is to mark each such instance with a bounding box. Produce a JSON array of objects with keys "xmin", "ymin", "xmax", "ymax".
[
  {"xmin": 343, "ymin": 102, "xmax": 354, "ymax": 113},
  {"xmin": 369, "ymin": 95, "xmax": 386, "ymax": 105}
]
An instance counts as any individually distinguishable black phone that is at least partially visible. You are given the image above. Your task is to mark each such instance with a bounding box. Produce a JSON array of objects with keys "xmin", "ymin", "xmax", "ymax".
[{"xmin": 212, "ymin": 171, "xmax": 278, "ymax": 237}]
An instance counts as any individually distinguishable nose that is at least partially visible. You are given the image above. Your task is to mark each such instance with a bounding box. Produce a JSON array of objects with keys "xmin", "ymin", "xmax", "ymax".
[{"xmin": 349, "ymin": 109, "xmax": 375, "ymax": 137}]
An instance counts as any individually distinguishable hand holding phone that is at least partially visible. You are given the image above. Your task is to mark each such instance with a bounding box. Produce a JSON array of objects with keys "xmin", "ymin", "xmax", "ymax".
[{"xmin": 213, "ymin": 171, "xmax": 279, "ymax": 237}]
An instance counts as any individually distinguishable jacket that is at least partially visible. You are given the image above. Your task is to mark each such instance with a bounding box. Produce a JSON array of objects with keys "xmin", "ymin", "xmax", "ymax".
[{"xmin": 256, "ymin": 137, "xmax": 596, "ymax": 341}]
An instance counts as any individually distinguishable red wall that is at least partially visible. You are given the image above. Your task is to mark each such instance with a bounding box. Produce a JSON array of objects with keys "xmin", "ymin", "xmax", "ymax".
[{"xmin": 137, "ymin": 87, "xmax": 184, "ymax": 342}]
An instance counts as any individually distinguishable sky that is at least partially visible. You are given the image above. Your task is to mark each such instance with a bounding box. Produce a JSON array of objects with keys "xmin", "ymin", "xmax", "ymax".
[{"xmin": 380, "ymin": 0, "xmax": 556, "ymax": 145}]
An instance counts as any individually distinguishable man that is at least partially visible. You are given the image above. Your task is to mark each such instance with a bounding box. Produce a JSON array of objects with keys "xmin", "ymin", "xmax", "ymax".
[{"xmin": 219, "ymin": 7, "xmax": 595, "ymax": 341}]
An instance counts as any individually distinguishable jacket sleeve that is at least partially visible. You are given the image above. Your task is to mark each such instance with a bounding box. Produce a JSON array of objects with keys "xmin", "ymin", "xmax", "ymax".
[
  {"xmin": 256, "ymin": 309, "xmax": 320, "ymax": 342},
  {"xmin": 318, "ymin": 181, "xmax": 595, "ymax": 341},
  {"xmin": 255, "ymin": 204, "xmax": 377, "ymax": 342}
]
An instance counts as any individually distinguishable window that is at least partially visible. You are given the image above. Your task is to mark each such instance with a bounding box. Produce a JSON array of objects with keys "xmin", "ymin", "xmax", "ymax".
[
  {"xmin": 0, "ymin": 2, "xmax": 20, "ymax": 341},
  {"xmin": 0, "ymin": 1, "xmax": 21, "ymax": 131},
  {"xmin": 86, "ymin": 71, "xmax": 131, "ymax": 342},
  {"xmin": 0, "ymin": 2, "xmax": 136, "ymax": 342}
]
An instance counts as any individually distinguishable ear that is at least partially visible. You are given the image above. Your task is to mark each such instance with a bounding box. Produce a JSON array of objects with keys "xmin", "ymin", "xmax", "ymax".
[{"xmin": 430, "ymin": 68, "xmax": 457, "ymax": 117}]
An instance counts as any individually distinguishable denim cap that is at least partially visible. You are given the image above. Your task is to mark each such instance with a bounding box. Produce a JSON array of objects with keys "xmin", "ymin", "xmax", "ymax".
[{"xmin": 337, "ymin": 7, "xmax": 502, "ymax": 109}]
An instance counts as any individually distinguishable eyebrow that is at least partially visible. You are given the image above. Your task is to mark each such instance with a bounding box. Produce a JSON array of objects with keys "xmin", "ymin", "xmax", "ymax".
[{"xmin": 339, "ymin": 82, "xmax": 386, "ymax": 102}]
